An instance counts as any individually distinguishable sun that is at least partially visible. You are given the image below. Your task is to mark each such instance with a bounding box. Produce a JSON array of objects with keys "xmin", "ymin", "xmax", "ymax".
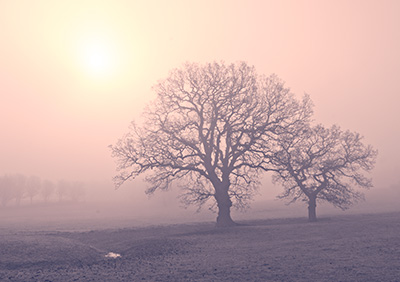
[
  {"xmin": 76, "ymin": 33, "xmax": 120, "ymax": 79},
  {"xmin": 83, "ymin": 42, "xmax": 112, "ymax": 76}
]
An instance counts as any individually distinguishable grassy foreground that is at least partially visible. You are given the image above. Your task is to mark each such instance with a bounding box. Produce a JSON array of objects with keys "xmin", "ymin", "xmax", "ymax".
[{"xmin": 1, "ymin": 212, "xmax": 399, "ymax": 281}]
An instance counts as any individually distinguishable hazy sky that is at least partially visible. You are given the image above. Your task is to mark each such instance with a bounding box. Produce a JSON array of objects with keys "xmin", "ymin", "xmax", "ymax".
[{"xmin": 1, "ymin": 0, "xmax": 399, "ymax": 198}]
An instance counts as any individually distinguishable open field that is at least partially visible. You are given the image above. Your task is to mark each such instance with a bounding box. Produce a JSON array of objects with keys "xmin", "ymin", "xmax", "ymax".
[{"xmin": 1, "ymin": 211, "xmax": 399, "ymax": 281}]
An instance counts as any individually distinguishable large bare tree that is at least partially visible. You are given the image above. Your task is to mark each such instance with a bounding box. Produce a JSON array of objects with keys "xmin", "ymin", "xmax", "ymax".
[
  {"xmin": 111, "ymin": 61, "xmax": 312, "ymax": 226},
  {"xmin": 271, "ymin": 124, "xmax": 377, "ymax": 221}
]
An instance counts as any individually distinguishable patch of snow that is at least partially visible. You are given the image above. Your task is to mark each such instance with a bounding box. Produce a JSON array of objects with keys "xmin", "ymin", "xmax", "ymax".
[{"xmin": 105, "ymin": 252, "xmax": 121, "ymax": 258}]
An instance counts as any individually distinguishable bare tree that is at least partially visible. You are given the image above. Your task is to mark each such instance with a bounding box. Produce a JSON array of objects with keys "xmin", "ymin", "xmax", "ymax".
[
  {"xmin": 26, "ymin": 175, "xmax": 41, "ymax": 204},
  {"xmin": 111, "ymin": 61, "xmax": 312, "ymax": 226},
  {"xmin": 12, "ymin": 174, "xmax": 26, "ymax": 206},
  {"xmin": 69, "ymin": 181, "xmax": 85, "ymax": 202},
  {"xmin": 271, "ymin": 124, "xmax": 377, "ymax": 221},
  {"xmin": 0, "ymin": 174, "xmax": 27, "ymax": 207},
  {"xmin": 56, "ymin": 180, "xmax": 69, "ymax": 202},
  {"xmin": 41, "ymin": 179, "xmax": 55, "ymax": 203},
  {"xmin": 0, "ymin": 175, "xmax": 13, "ymax": 207}
]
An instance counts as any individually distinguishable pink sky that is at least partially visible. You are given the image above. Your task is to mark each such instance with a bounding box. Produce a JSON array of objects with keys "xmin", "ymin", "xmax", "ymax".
[{"xmin": 1, "ymin": 0, "xmax": 399, "ymax": 199}]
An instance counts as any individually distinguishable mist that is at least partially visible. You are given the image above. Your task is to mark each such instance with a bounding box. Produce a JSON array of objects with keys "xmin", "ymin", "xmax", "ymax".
[{"xmin": 1, "ymin": 0, "xmax": 400, "ymax": 230}]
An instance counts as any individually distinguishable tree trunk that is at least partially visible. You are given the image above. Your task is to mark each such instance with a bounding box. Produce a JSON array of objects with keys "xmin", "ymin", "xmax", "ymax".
[
  {"xmin": 308, "ymin": 195, "xmax": 317, "ymax": 222},
  {"xmin": 215, "ymin": 187, "xmax": 236, "ymax": 227}
]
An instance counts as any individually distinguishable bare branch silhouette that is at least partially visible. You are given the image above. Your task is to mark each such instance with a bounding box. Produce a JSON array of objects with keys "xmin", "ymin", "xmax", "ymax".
[
  {"xmin": 271, "ymin": 124, "xmax": 378, "ymax": 221},
  {"xmin": 111, "ymin": 61, "xmax": 312, "ymax": 226}
]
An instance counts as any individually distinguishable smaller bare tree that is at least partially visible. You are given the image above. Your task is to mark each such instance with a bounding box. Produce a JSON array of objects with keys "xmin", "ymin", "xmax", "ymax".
[{"xmin": 271, "ymin": 124, "xmax": 377, "ymax": 221}]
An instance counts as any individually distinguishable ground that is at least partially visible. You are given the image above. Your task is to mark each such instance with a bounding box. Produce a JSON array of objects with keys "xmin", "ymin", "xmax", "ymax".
[{"xmin": 0, "ymin": 212, "xmax": 399, "ymax": 281}]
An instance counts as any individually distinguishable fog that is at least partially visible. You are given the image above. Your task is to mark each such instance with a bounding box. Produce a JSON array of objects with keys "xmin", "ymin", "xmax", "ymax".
[{"xmin": 1, "ymin": 1, "xmax": 399, "ymax": 229}]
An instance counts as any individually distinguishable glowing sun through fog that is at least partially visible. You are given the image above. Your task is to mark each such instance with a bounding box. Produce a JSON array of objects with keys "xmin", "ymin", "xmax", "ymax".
[{"xmin": 75, "ymin": 32, "xmax": 120, "ymax": 79}]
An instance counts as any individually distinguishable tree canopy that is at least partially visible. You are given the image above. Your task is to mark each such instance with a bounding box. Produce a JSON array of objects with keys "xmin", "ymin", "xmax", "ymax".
[
  {"xmin": 110, "ymin": 61, "xmax": 312, "ymax": 226},
  {"xmin": 271, "ymin": 124, "xmax": 378, "ymax": 221}
]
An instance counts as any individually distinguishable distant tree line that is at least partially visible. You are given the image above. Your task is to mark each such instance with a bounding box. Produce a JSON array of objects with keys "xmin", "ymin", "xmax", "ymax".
[{"xmin": 0, "ymin": 174, "xmax": 85, "ymax": 207}]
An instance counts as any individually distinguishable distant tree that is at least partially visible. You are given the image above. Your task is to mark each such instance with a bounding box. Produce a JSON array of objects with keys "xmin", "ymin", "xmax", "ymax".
[
  {"xmin": 41, "ymin": 179, "xmax": 55, "ymax": 203},
  {"xmin": 110, "ymin": 61, "xmax": 312, "ymax": 227},
  {"xmin": 26, "ymin": 175, "xmax": 41, "ymax": 204},
  {"xmin": 0, "ymin": 174, "xmax": 26, "ymax": 207},
  {"xmin": 12, "ymin": 174, "xmax": 26, "ymax": 206},
  {"xmin": 0, "ymin": 175, "xmax": 13, "ymax": 207},
  {"xmin": 271, "ymin": 124, "xmax": 377, "ymax": 221},
  {"xmin": 56, "ymin": 180, "xmax": 69, "ymax": 202},
  {"xmin": 69, "ymin": 181, "xmax": 85, "ymax": 202}
]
